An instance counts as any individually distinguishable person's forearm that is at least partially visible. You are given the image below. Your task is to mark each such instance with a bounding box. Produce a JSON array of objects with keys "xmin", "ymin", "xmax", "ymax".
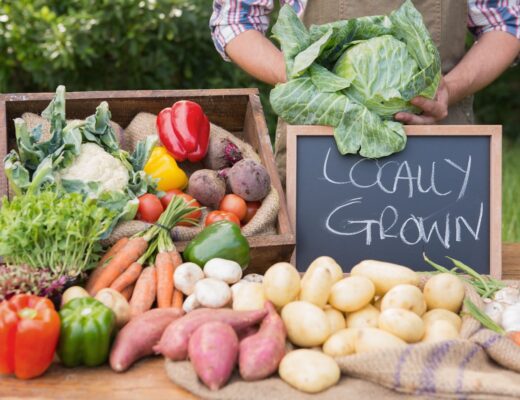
[
  {"xmin": 445, "ymin": 31, "xmax": 520, "ymax": 105},
  {"xmin": 225, "ymin": 30, "xmax": 287, "ymax": 85}
]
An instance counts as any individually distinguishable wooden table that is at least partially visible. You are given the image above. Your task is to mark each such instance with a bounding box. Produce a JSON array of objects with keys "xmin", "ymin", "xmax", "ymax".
[{"xmin": 0, "ymin": 358, "xmax": 196, "ymax": 400}]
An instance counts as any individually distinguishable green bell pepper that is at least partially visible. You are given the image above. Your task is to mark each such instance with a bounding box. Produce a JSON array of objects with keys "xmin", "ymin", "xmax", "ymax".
[
  {"xmin": 184, "ymin": 220, "xmax": 250, "ymax": 268},
  {"xmin": 58, "ymin": 297, "xmax": 116, "ymax": 367}
]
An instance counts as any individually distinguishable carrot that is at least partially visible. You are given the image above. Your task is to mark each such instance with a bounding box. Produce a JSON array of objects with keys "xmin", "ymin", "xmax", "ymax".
[
  {"xmin": 169, "ymin": 250, "xmax": 183, "ymax": 267},
  {"xmin": 172, "ymin": 289, "xmax": 184, "ymax": 309},
  {"xmin": 130, "ymin": 266, "xmax": 157, "ymax": 318},
  {"xmin": 86, "ymin": 237, "xmax": 129, "ymax": 293},
  {"xmin": 110, "ymin": 262, "xmax": 143, "ymax": 292},
  {"xmin": 120, "ymin": 284, "xmax": 135, "ymax": 301},
  {"xmin": 89, "ymin": 237, "xmax": 149, "ymax": 296},
  {"xmin": 156, "ymin": 252, "xmax": 174, "ymax": 308}
]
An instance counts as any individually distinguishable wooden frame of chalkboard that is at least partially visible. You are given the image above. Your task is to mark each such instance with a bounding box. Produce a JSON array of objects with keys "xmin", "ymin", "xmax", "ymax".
[{"xmin": 286, "ymin": 125, "xmax": 502, "ymax": 277}]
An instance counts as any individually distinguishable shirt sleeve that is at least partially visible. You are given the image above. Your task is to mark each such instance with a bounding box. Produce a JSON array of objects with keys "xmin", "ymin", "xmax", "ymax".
[
  {"xmin": 468, "ymin": 0, "xmax": 520, "ymax": 40},
  {"xmin": 210, "ymin": 0, "xmax": 306, "ymax": 61}
]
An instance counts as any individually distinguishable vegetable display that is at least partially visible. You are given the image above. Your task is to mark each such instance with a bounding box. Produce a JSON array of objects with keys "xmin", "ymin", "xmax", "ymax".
[{"xmin": 270, "ymin": 0, "xmax": 440, "ymax": 158}]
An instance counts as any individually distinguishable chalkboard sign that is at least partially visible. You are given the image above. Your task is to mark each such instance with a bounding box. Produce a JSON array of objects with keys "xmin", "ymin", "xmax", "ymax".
[{"xmin": 286, "ymin": 125, "xmax": 502, "ymax": 277}]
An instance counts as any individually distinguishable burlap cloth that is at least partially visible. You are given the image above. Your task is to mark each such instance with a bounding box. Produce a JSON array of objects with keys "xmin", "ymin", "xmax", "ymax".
[{"xmin": 164, "ymin": 281, "xmax": 520, "ymax": 399}]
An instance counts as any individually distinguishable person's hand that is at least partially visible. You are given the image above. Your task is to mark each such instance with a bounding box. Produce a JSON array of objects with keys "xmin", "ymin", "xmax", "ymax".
[{"xmin": 394, "ymin": 77, "xmax": 449, "ymax": 124}]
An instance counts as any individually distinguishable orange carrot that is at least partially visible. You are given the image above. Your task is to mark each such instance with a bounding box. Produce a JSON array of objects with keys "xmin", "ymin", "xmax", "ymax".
[
  {"xmin": 110, "ymin": 262, "xmax": 143, "ymax": 292},
  {"xmin": 156, "ymin": 252, "xmax": 174, "ymax": 308},
  {"xmin": 172, "ymin": 289, "xmax": 184, "ymax": 309},
  {"xmin": 120, "ymin": 284, "xmax": 135, "ymax": 301},
  {"xmin": 89, "ymin": 237, "xmax": 149, "ymax": 296},
  {"xmin": 130, "ymin": 266, "xmax": 157, "ymax": 318},
  {"xmin": 169, "ymin": 250, "xmax": 183, "ymax": 267},
  {"xmin": 86, "ymin": 237, "xmax": 129, "ymax": 293}
]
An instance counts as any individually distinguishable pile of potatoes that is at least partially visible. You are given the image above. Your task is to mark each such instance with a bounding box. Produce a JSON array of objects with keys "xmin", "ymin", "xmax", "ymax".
[{"xmin": 261, "ymin": 258, "xmax": 466, "ymax": 393}]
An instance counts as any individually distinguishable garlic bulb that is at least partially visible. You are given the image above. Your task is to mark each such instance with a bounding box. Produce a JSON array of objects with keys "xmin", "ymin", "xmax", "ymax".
[
  {"xmin": 484, "ymin": 301, "xmax": 504, "ymax": 325},
  {"xmin": 502, "ymin": 303, "xmax": 520, "ymax": 332},
  {"xmin": 493, "ymin": 287, "xmax": 520, "ymax": 306}
]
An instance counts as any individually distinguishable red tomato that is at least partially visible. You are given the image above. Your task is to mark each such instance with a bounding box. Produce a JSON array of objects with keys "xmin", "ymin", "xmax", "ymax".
[
  {"xmin": 243, "ymin": 201, "xmax": 261, "ymax": 223},
  {"xmin": 137, "ymin": 194, "xmax": 164, "ymax": 223},
  {"xmin": 160, "ymin": 189, "xmax": 202, "ymax": 226},
  {"xmin": 205, "ymin": 210, "xmax": 241, "ymax": 227},
  {"xmin": 219, "ymin": 194, "xmax": 247, "ymax": 221}
]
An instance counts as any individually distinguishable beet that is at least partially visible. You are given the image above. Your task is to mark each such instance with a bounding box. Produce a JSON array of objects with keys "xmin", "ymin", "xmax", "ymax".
[
  {"xmin": 227, "ymin": 159, "xmax": 270, "ymax": 201},
  {"xmin": 203, "ymin": 137, "xmax": 243, "ymax": 170},
  {"xmin": 187, "ymin": 169, "xmax": 226, "ymax": 209}
]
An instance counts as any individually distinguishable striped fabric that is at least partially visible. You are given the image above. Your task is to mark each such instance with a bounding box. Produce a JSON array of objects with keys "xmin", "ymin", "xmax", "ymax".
[{"xmin": 210, "ymin": 0, "xmax": 520, "ymax": 61}]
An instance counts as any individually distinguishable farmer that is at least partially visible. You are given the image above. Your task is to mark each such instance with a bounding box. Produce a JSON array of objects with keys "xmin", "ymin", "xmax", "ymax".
[{"xmin": 210, "ymin": 0, "xmax": 520, "ymax": 185}]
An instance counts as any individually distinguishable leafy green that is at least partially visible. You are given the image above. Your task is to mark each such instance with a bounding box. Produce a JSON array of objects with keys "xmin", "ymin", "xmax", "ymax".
[{"xmin": 270, "ymin": 0, "xmax": 441, "ymax": 158}]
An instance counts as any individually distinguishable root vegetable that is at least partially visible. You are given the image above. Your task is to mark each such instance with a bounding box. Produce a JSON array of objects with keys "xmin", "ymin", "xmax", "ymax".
[
  {"xmin": 323, "ymin": 306, "xmax": 346, "ymax": 334},
  {"xmin": 422, "ymin": 320, "xmax": 459, "ymax": 343},
  {"xmin": 329, "ymin": 276, "xmax": 375, "ymax": 313},
  {"xmin": 174, "ymin": 262, "xmax": 205, "ymax": 296},
  {"xmin": 109, "ymin": 308, "xmax": 184, "ymax": 372},
  {"xmin": 381, "ymin": 284, "xmax": 427, "ymax": 316},
  {"xmin": 302, "ymin": 256, "xmax": 344, "ymax": 286},
  {"xmin": 129, "ymin": 266, "xmax": 157, "ymax": 318},
  {"xmin": 61, "ymin": 286, "xmax": 90, "ymax": 308},
  {"xmin": 194, "ymin": 278, "xmax": 232, "ymax": 308},
  {"xmin": 239, "ymin": 301, "xmax": 286, "ymax": 381},
  {"xmin": 187, "ymin": 169, "xmax": 226, "ymax": 208},
  {"xmin": 423, "ymin": 273, "xmax": 465, "ymax": 313},
  {"xmin": 422, "ymin": 309, "xmax": 462, "ymax": 332},
  {"xmin": 300, "ymin": 266, "xmax": 333, "ymax": 308},
  {"xmin": 232, "ymin": 281, "xmax": 265, "ymax": 311},
  {"xmin": 281, "ymin": 301, "xmax": 330, "ymax": 347},
  {"xmin": 322, "ymin": 328, "xmax": 357, "ymax": 357},
  {"xmin": 227, "ymin": 159, "xmax": 271, "ymax": 201},
  {"xmin": 355, "ymin": 328, "xmax": 407, "ymax": 354},
  {"xmin": 203, "ymin": 258, "xmax": 243, "ymax": 284},
  {"xmin": 346, "ymin": 304, "xmax": 380, "ymax": 329},
  {"xmin": 154, "ymin": 308, "xmax": 267, "ymax": 360},
  {"xmin": 262, "ymin": 262, "xmax": 301, "ymax": 308},
  {"xmin": 378, "ymin": 308, "xmax": 425, "ymax": 343},
  {"xmin": 95, "ymin": 288, "xmax": 131, "ymax": 328},
  {"xmin": 351, "ymin": 260, "xmax": 419, "ymax": 296},
  {"xmin": 188, "ymin": 321, "xmax": 239, "ymax": 391},
  {"xmin": 203, "ymin": 136, "xmax": 243, "ymax": 170}
]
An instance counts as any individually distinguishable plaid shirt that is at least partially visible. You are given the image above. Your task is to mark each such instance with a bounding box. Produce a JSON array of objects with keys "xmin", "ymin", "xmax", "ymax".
[{"xmin": 210, "ymin": 0, "xmax": 520, "ymax": 61}]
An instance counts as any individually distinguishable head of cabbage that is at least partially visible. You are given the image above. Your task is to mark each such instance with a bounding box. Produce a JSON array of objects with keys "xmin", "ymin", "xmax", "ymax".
[{"xmin": 270, "ymin": 0, "xmax": 441, "ymax": 158}]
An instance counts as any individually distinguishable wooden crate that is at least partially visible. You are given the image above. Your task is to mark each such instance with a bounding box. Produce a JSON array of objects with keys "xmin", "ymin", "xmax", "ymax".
[{"xmin": 0, "ymin": 88, "xmax": 295, "ymax": 274}]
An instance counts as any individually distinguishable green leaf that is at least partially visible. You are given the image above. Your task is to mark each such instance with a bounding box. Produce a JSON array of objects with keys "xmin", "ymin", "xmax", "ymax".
[
  {"xmin": 310, "ymin": 64, "xmax": 354, "ymax": 93},
  {"xmin": 130, "ymin": 134, "xmax": 158, "ymax": 172},
  {"xmin": 291, "ymin": 28, "xmax": 333, "ymax": 77}
]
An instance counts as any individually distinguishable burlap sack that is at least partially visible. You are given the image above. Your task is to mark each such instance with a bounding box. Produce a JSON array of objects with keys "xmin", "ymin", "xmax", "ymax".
[
  {"xmin": 103, "ymin": 113, "xmax": 280, "ymax": 245},
  {"xmin": 163, "ymin": 282, "xmax": 520, "ymax": 399}
]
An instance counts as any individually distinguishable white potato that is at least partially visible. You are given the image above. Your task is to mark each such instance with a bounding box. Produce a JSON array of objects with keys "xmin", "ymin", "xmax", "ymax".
[
  {"xmin": 378, "ymin": 308, "xmax": 425, "ymax": 343},
  {"xmin": 422, "ymin": 309, "xmax": 462, "ymax": 332},
  {"xmin": 351, "ymin": 260, "xmax": 419, "ymax": 296},
  {"xmin": 281, "ymin": 301, "xmax": 331, "ymax": 347},
  {"xmin": 373, "ymin": 296, "xmax": 383, "ymax": 310},
  {"xmin": 95, "ymin": 288, "xmax": 131, "ymax": 328},
  {"xmin": 263, "ymin": 262, "xmax": 301, "ymax": 308},
  {"xmin": 322, "ymin": 328, "xmax": 357, "ymax": 357},
  {"xmin": 355, "ymin": 328, "xmax": 407, "ymax": 354},
  {"xmin": 346, "ymin": 304, "xmax": 380, "ymax": 329},
  {"xmin": 381, "ymin": 284, "xmax": 427, "ymax": 316},
  {"xmin": 279, "ymin": 350, "xmax": 340, "ymax": 394},
  {"xmin": 61, "ymin": 286, "xmax": 90, "ymax": 307},
  {"xmin": 324, "ymin": 306, "xmax": 346, "ymax": 334},
  {"xmin": 194, "ymin": 278, "xmax": 231, "ymax": 308},
  {"xmin": 329, "ymin": 276, "xmax": 375, "ymax": 313},
  {"xmin": 423, "ymin": 273, "xmax": 465, "ymax": 313},
  {"xmin": 174, "ymin": 262, "xmax": 205, "ymax": 295},
  {"xmin": 300, "ymin": 266, "xmax": 333, "ymax": 308},
  {"xmin": 302, "ymin": 256, "xmax": 344, "ymax": 286},
  {"xmin": 203, "ymin": 258, "xmax": 242, "ymax": 284},
  {"xmin": 232, "ymin": 281, "xmax": 265, "ymax": 311},
  {"xmin": 422, "ymin": 320, "xmax": 459, "ymax": 343}
]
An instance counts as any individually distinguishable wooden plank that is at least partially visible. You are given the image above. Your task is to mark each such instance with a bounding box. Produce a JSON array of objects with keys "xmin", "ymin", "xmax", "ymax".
[
  {"xmin": 503, "ymin": 243, "xmax": 520, "ymax": 279},
  {"xmin": 0, "ymin": 358, "xmax": 197, "ymax": 399}
]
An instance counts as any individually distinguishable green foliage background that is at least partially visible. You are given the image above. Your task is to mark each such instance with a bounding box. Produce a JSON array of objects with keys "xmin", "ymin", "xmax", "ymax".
[{"xmin": 0, "ymin": 0, "xmax": 518, "ymax": 239}]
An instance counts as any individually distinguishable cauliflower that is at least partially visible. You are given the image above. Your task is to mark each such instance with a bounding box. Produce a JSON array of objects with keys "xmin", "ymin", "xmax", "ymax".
[{"xmin": 58, "ymin": 143, "xmax": 129, "ymax": 192}]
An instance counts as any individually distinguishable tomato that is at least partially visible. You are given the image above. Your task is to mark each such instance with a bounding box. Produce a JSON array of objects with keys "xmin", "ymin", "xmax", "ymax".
[
  {"xmin": 243, "ymin": 201, "xmax": 261, "ymax": 223},
  {"xmin": 219, "ymin": 194, "xmax": 247, "ymax": 221},
  {"xmin": 137, "ymin": 194, "xmax": 164, "ymax": 223},
  {"xmin": 160, "ymin": 189, "xmax": 202, "ymax": 226},
  {"xmin": 205, "ymin": 210, "xmax": 241, "ymax": 227}
]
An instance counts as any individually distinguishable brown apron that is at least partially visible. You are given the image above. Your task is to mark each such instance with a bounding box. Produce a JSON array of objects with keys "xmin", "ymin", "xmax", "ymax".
[{"xmin": 275, "ymin": 0, "xmax": 474, "ymax": 186}]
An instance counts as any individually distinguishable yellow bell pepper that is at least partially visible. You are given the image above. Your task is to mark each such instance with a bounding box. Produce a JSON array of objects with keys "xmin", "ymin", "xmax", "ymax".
[{"xmin": 144, "ymin": 146, "xmax": 188, "ymax": 191}]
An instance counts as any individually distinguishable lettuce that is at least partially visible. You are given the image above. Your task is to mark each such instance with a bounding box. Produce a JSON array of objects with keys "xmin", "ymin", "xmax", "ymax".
[{"xmin": 270, "ymin": 0, "xmax": 441, "ymax": 158}]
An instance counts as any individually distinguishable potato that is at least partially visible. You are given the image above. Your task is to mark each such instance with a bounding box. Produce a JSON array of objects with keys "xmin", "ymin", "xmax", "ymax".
[
  {"xmin": 346, "ymin": 304, "xmax": 380, "ymax": 329},
  {"xmin": 373, "ymin": 296, "xmax": 383, "ymax": 310},
  {"xmin": 378, "ymin": 309, "xmax": 425, "ymax": 343},
  {"xmin": 323, "ymin": 306, "xmax": 346, "ymax": 334},
  {"xmin": 300, "ymin": 266, "xmax": 333, "ymax": 308},
  {"xmin": 279, "ymin": 350, "xmax": 340, "ymax": 393},
  {"xmin": 232, "ymin": 281, "xmax": 265, "ymax": 311},
  {"xmin": 61, "ymin": 286, "xmax": 90, "ymax": 307},
  {"xmin": 95, "ymin": 288, "xmax": 131, "ymax": 328},
  {"xmin": 422, "ymin": 320, "xmax": 459, "ymax": 343},
  {"xmin": 322, "ymin": 328, "xmax": 357, "ymax": 357},
  {"xmin": 355, "ymin": 328, "xmax": 407, "ymax": 354},
  {"xmin": 281, "ymin": 301, "xmax": 330, "ymax": 347},
  {"xmin": 423, "ymin": 273, "xmax": 465, "ymax": 313},
  {"xmin": 422, "ymin": 309, "xmax": 462, "ymax": 332},
  {"xmin": 302, "ymin": 256, "xmax": 343, "ymax": 286},
  {"xmin": 351, "ymin": 260, "xmax": 419, "ymax": 296},
  {"xmin": 381, "ymin": 284, "xmax": 427, "ymax": 316},
  {"xmin": 263, "ymin": 262, "xmax": 301, "ymax": 308},
  {"xmin": 329, "ymin": 276, "xmax": 375, "ymax": 313}
]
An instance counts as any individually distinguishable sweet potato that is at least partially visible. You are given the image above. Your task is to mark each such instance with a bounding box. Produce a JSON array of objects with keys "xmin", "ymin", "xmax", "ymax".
[
  {"xmin": 188, "ymin": 321, "xmax": 239, "ymax": 390},
  {"xmin": 239, "ymin": 301, "xmax": 286, "ymax": 381},
  {"xmin": 154, "ymin": 308, "xmax": 267, "ymax": 361},
  {"xmin": 187, "ymin": 169, "xmax": 226, "ymax": 208},
  {"xmin": 109, "ymin": 308, "xmax": 184, "ymax": 372},
  {"xmin": 227, "ymin": 159, "xmax": 270, "ymax": 201}
]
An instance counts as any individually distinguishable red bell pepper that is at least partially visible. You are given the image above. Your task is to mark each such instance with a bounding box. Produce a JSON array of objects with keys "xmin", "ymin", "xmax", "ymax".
[
  {"xmin": 157, "ymin": 100, "xmax": 210, "ymax": 163},
  {"xmin": 0, "ymin": 294, "xmax": 60, "ymax": 379}
]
